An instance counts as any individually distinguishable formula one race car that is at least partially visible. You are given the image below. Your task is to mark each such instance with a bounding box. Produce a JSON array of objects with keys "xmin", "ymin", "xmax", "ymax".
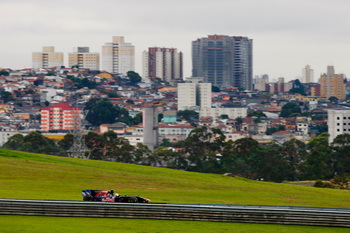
[{"xmin": 82, "ymin": 189, "xmax": 150, "ymax": 203}]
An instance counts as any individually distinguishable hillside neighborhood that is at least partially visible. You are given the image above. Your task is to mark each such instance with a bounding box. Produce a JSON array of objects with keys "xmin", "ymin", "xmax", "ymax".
[{"xmin": 0, "ymin": 66, "xmax": 347, "ymax": 147}]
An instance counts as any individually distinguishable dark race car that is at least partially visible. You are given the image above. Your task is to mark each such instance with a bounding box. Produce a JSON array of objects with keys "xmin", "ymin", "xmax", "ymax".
[{"xmin": 82, "ymin": 189, "xmax": 150, "ymax": 203}]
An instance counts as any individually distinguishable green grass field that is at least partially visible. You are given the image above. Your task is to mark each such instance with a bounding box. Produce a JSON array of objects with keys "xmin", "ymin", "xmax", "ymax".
[
  {"xmin": 1, "ymin": 149, "xmax": 350, "ymax": 232},
  {"xmin": 1, "ymin": 216, "xmax": 350, "ymax": 233}
]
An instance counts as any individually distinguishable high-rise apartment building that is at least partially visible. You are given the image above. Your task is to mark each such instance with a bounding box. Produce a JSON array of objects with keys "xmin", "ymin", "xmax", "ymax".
[
  {"xmin": 32, "ymin": 46, "xmax": 64, "ymax": 69},
  {"xmin": 302, "ymin": 65, "xmax": 314, "ymax": 83},
  {"xmin": 40, "ymin": 102, "xmax": 81, "ymax": 132},
  {"xmin": 192, "ymin": 35, "xmax": 253, "ymax": 90},
  {"xmin": 102, "ymin": 36, "xmax": 135, "ymax": 75},
  {"xmin": 142, "ymin": 47, "xmax": 183, "ymax": 82},
  {"xmin": 320, "ymin": 66, "xmax": 346, "ymax": 100},
  {"xmin": 68, "ymin": 47, "xmax": 100, "ymax": 70},
  {"xmin": 177, "ymin": 77, "xmax": 211, "ymax": 111},
  {"xmin": 328, "ymin": 109, "xmax": 350, "ymax": 142}
]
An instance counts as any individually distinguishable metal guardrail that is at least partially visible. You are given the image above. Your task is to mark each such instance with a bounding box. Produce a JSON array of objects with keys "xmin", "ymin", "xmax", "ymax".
[{"xmin": 0, "ymin": 199, "xmax": 350, "ymax": 227}]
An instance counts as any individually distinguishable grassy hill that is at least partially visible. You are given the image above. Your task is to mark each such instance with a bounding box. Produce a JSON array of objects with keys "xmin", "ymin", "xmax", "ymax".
[
  {"xmin": 1, "ymin": 149, "xmax": 350, "ymax": 207},
  {"xmin": 2, "ymin": 149, "xmax": 350, "ymax": 233}
]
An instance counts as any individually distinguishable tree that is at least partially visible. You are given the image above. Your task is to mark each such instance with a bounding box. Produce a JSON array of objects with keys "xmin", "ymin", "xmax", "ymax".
[
  {"xmin": 0, "ymin": 91, "xmax": 13, "ymax": 103},
  {"xmin": 329, "ymin": 96, "xmax": 339, "ymax": 103},
  {"xmin": 254, "ymin": 143, "xmax": 288, "ymax": 182},
  {"xmin": 301, "ymin": 134, "xmax": 333, "ymax": 180},
  {"xmin": 0, "ymin": 70, "xmax": 9, "ymax": 76},
  {"xmin": 67, "ymin": 76, "xmax": 96, "ymax": 89},
  {"xmin": 212, "ymin": 85, "xmax": 221, "ymax": 92},
  {"xmin": 289, "ymin": 79, "xmax": 306, "ymax": 96},
  {"xmin": 131, "ymin": 112, "xmax": 143, "ymax": 125},
  {"xmin": 247, "ymin": 111, "xmax": 267, "ymax": 119},
  {"xmin": 127, "ymin": 71, "xmax": 142, "ymax": 85},
  {"xmin": 280, "ymin": 102, "xmax": 301, "ymax": 118},
  {"xmin": 3, "ymin": 134, "xmax": 24, "ymax": 150},
  {"xmin": 153, "ymin": 147, "xmax": 180, "ymax": 168},
  {"xmin": 331, "ymin": 134, "xmax": 350, "ymax": 175},
  {"xmin": 133, "ymin": 143, "xmax": 153, "ymax": 165},
  {"xmin": 3, "ymin": 132, "xmax": 62, "ymax": 155},
  {"xmin": 58, "ymin": 134, "xmax": 74, "ymax": 151},
  {"xmin": 280, "ymin": 139, "xmax": 308, "ymax": 181},
  {"xmin": 106, "ymin": 92, "xmax": 119, "ymax": 98},
  {"xmin": 176, "ymin": 127, "xmax": 225, "ymax": 172},
  {"xmin": 85, "ymin": 131, "xmax": 135, "ymax": 161},
  {"xmin": 160, "ymin": 138, "xmax": 173, "ymax": 147},
  {"xmin": 266, "ymin": 125, "xmax": 286, "ymax": 135},
  {"xmin": 85, "ymin": 99, "xmax": 120, "ymax": 126},
  {"xmin": 25, "ymin": 89, "xmax": 35, "ymax": 94},
  {"xmin": 235, "ymin": 117, "xmax": 243, "ymax": 131},
  {"xmin": 177, "ymin": 110, "xmax": 199, "ymax": 123},
  {"xmin": 221, "ymin": 138, "xmax": 260, "ymax": 178}
]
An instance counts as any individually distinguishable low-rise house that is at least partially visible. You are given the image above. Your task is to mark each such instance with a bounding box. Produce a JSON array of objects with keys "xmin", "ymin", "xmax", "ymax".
[
  {"xmin": 272, "ymin": 131, "xmax": 293, "ymax": 143},
  {"xmin": 162, "ymin": 110, "xmax": 177, "ymax": 123},
  {"xmin": 158, "ymin": 123, "xmax": 194, "ymax": 143},
  {"xmin": 225, "ymin": 131, "xmax": 249, "ymax": 142},
  {"xmin": 99, "ymin": 122, "xmax": 128, "ymax": 135}
]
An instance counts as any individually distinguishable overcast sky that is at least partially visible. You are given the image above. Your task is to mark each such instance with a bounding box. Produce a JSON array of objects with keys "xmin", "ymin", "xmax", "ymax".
[{"xmin": 1, "ymin": 0, "xmax": 350, "ymax": 81}]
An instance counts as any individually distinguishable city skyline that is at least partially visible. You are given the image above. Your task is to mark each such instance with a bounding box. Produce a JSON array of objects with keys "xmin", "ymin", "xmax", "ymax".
[{"xmin": 1, "ymin": 0, "xmax": 350, "ymax": 81}]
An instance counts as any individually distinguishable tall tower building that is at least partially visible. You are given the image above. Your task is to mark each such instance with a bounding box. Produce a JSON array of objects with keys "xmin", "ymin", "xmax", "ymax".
[
  {"xmin": 320, "ymin": 66, "xmax": 346, "ymax": 100},
  {"xmin": 143, "ymin": 107, "xmax": 158, "ymax": 151},
  {"xmin": 177, "ymin": 77, "xmax": 212, "ymax": 111},
  {"xmin": 192, "ymin": 35, "xmax": 253, "ymax": 90},
  {"xmin": 302, "ymin": 65, "xmax": 314, "ymax": 83},
  {"xmin": 102, "ymin": 36, "xmax": 135, "ymax": 75},
  {"xmin": 68, "ymin": 47, "xmax": 100, "ymax": 70},
  {"xmin": 142, "ymin": 47, "xmax": 183, "ymax": 82},
  {"xmin": 32, "ymin": 46, "xmax": 64, "ymax": 69}
]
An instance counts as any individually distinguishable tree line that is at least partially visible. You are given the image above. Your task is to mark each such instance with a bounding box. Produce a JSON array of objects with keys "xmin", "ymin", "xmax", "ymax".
[{"xmin": 3, "ymin": 128, "xmax": 350, "ymax": 183}]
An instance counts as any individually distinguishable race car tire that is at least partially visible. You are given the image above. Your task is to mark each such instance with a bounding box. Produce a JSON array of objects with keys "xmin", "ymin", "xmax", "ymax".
[
  {"xmin": 129, "ymin": 197, "xmax": 138, "ymax": 203},
  {"xmin": 83, "ymin": 195, "xmax": 92, "ymax": 201}
]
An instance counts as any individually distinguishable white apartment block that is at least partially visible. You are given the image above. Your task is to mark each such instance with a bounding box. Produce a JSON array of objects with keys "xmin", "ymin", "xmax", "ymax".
[
  {"xmin": 142, "ymin": 47, "xmax": 183, "ymax": 82},
  {"xmin": 198, "ymin": 83, "xmax": 212, "ymax": 109},
  {"xmin": 178, "ymin": 82, "xmax": 197, "ymax": 110},
  {"xmin": 32, "ymin": 46, "xmax": 64, "ymax": 69},
  {"xmin": 68, "ymin": 47, "xmax": 100, "ymax": 70},
  {"xmin": 177, "ymin": 77, "xmax": 211, "ymax": 111},
  {"xmin": 102, "ymin": 36, "xmax": 135, "ymax": 75},
  {"xmin": 296, "ymin": 122, "xmax": 309, "ymax": 135},
  {"xmin": 200, "ymin": 107, "xmax": 247, "ymax": 119},
  {"xmin": 328, "ymin": 109, "xmax": 350, "ymax": 142}
]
